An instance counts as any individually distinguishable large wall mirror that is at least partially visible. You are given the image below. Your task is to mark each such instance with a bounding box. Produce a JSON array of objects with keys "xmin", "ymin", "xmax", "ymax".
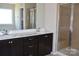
[{"xmin": 0, "ymin": 3, "xmax": 36, "ymax": 31}]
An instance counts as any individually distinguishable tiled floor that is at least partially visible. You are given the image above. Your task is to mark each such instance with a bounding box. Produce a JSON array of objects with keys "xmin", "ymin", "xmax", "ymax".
[
  {"xmin": 47, "ymin": 54, "xmax": 60, "ymax": 56},
  {"xmin": 59, "ymin": 48, "xmax": 79, "ymax": 56},
  {"xmin": 47, "ymin": 53, "xmax": 61, "ymax": 56}
]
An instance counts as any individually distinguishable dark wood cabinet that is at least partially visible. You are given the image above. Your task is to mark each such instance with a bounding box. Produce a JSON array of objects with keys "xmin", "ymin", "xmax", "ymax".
[
  {"xmin": 23, "ymin": 36, "xmax": 38, "ymax": 56},
  {"xmin": 10, "ymin": 38, "xmax": 23, "ymax": 56},
  {"xmin": 0, "ymin": 39, "xmax": 11, "ymax": 56},
  {"xmin": 0, "ymin": 38, "xmax": 23, "ymax": 56},
  {"xmin": 23, "ymin": 33, "xmax": 53, "ymax": 56},
  {"xmin": 38, "ymin": 33, "xmax": 53, "ymax": 56},
  {"xmin": 0, "ymin": 33, "xmax": 53, "ymax": 56}
]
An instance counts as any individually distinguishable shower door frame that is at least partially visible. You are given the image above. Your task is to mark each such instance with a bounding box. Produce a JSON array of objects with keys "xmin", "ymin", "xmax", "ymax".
[{"xmin": 55, "ymin": 4, "xmax": 74, "ymax": 54}]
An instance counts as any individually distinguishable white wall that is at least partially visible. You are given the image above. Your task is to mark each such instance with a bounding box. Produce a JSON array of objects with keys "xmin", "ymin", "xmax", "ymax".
[
  {"xmin": 44, "ymin": 3, "xmax": 58, "ymax": 53},
  {"xmin": 36, "ymin": 3, "xmax": 45, "ymax": 29},
  {"xmin": 36, "ymin": 3, "xmax": 58, "ymax": 53}
]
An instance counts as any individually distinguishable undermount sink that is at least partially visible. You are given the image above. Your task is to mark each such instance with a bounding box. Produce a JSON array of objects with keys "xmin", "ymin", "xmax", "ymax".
[
  {"xmin": 0, "ymin": 31, "xmax": 38, "ymax": 40},
  {"xmin": 0, "ymin": 29, "xmax": 46, "ymax": 40},
  {"xmin": 0, "ymin": 34, "xmax": 16, "ymax": 38}
]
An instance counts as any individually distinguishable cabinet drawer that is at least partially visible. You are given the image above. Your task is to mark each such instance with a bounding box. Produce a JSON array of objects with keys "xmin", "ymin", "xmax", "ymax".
[
  {"xmin": 23, "ymin": 36, "xmax": 38, "ymax": 56},
  {"xmin": 24, "ymin": 36, "xmax": 37, "ymax": 42},
  {"xmin": 24, "ymin": 43, "xmax": 38, "ymax": 49},
  {"xmin": 23, "ymin": 37, "xmax": 38, "ymax": 46},
  {"xmin": 38, "ymin": 33, "xmax": 53, "ymax": 39},
  {"xmin": 24, "ymin": 38, "xmax": 33, "ymax": 41},
  {"xmin": 43, "ymin": 34, "xmax": 52, "ymax": 38},
  {"xmin": 24, "ymin": 41, "xmax": 37, "ymax": 46},
  {"xmin": 24, "ymin": 45, "xmax": 38, "ymax": 56},
  {"xmin": 24, "ymin": 44, "xmax": 33, "ymax": 48}
]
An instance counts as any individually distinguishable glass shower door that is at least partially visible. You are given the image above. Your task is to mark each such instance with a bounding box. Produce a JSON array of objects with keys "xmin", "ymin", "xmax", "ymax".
[
  {"xmin": 58, "ymin": 4, "xmax": 79, "ymax": 56},
  {"xmin": 58, "ymin": 4, "xmax": 71, "ymax": 50},
  {"xmin": 71, "ymin": 4, "xmax": 79, "ymax": 50}
]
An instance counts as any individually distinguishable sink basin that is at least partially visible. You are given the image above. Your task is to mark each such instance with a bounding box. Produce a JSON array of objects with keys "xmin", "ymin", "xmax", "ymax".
[
  {"xmin": 0, "ymin": 34, "xmax": 16, "ymax": 39},
  {"xmin": 0, "ymin": 32, "xmax": 38, "ymax": 40},
  {"xmin": 0, "ymin": 29, "xmax": 45, "ymax": 40}
]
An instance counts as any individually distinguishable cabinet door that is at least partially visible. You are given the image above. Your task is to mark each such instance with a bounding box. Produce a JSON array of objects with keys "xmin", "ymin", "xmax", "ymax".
[
  {"xmin": 23, "ymin": 36, "xmax": 38, "ymax": 56},
  {"xmin": 38, "ymin": 33, "xmax": 53, "ymax": 56},
  {"xmin": 0, "ymin": 40, "xmax": 11, "ymax": 56},
  {"xmin": 11, "ymin": 38, "xmax": 23, "ymax": 56}
]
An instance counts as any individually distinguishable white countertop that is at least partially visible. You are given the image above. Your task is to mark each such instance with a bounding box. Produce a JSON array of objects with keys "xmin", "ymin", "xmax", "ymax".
[{"xmin": 0, "ymin": 29, "xmax": 52, "ymax": 40}]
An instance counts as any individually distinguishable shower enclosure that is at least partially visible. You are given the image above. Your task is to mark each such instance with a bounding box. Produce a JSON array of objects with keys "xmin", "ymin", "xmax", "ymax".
[{"xmin": 58, "ymin": 4, "xmax": 79, "ymax": 56}]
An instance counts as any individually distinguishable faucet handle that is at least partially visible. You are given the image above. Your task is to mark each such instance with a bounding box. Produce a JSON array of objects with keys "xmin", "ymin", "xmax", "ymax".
[
  {"xmin": 3, "ymin": 29, "xmax": 8, "ymax": 35},
  {"xmin": 5, "ymin": 30, "xmax": 8, "ymax": 32}
]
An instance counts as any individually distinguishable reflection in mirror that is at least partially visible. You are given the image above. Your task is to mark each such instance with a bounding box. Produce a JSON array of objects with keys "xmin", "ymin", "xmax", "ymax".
[{"xmin": 0, "ymin": 3, "xmax": 36, "ymax": 31}]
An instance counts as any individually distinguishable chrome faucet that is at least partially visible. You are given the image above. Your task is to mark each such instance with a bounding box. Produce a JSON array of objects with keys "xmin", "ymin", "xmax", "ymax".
[
  {"xmin": 36, "ymin": 27, "xmax": 40, "ymax": 32},
  {"xmin": 1, "ymin": 29, "xmax": 8, "ymax": 35}
]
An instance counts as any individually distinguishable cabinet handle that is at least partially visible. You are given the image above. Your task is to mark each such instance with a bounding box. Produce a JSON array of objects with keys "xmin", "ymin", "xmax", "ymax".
[
  {"xmin": 10, "ymin": 41, "xmax": 13, "ymax": 44},
  {"xmin": 28, "ymin": 46, "xmax": 33, "ymax": 48},
  {"xmin": 44, "ymin": 35, "xmax": 48, "ymax": 38},
  {"xmin": 29, "ymin": 39, "xmax": 33, "ymax": 40},
  {"xmin": 8, "ymin": 41, "xmax": 10, "ymax": 44}
]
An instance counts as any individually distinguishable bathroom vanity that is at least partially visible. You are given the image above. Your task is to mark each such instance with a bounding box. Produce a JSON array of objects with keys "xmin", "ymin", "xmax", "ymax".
[
  {"xmin": 0, "ymin": 3, "xmax": 53, "ymax": 56},
  {"xmin": 0, "ymin": 32, "xmax": 53, "ymax": 56}
]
